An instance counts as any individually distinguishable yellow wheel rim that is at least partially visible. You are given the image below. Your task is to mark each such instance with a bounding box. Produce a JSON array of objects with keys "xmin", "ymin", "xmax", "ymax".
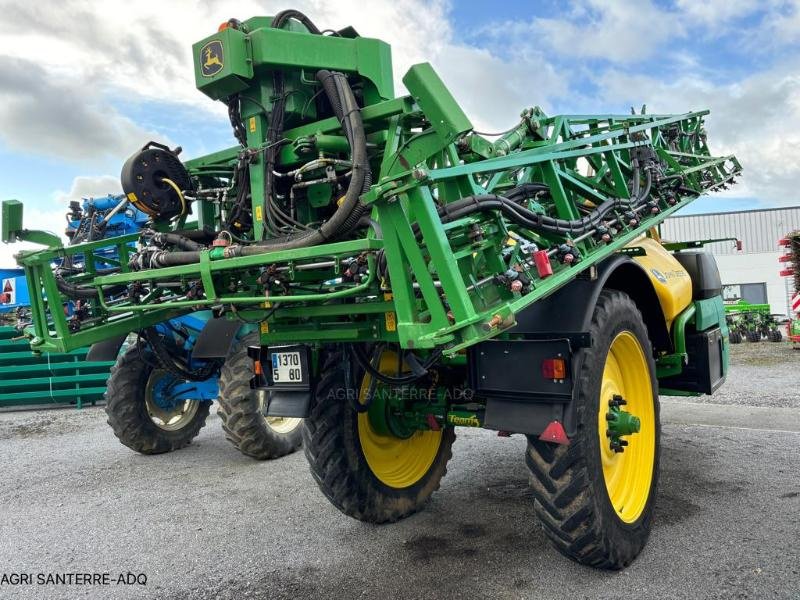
[
  {"xmin": 357, "ymin": 350, "xmax": 442, "ymax": 489},
  {"xmin": 597, "ymin": 331, "xmax": 656, "ymax": 523}
]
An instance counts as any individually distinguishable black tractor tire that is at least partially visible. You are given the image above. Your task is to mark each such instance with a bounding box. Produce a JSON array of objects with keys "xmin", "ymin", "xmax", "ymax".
[
  {"xmin": 105, "ymin": 346, "xmax": 211, "ymax": 454},
  {"xmin": 728, "ymin": 331, "xmax": 742, "ymax": 344},
  {"xmin": 302, "ymin": 347, "xmax": 455, "ymax": 523},
  {"xmin": 769, "ymin": 329, "xmax": 783, "ymax": 342},
  {"xmin": 746, "ymin": 330, "xmax": 761, "ymax": 343},
  {"xmin": 526, "ymin": 290, "xmax": 660, "ymax": 569},
  {"xmin": 217, "ymin": 332, "xmax": 303, "ymax": 460}
]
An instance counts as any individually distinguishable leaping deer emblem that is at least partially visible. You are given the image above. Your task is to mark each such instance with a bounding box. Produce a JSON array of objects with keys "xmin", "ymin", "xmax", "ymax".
[{"xmin": 204, "ymin": 47, "xmax": 223, "ymax": 70}]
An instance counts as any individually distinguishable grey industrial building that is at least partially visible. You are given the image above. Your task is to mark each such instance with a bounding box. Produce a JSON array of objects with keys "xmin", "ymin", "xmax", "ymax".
[{"xmin": 661, "ymin": 206, "xmax": 800, "ymax": 316}]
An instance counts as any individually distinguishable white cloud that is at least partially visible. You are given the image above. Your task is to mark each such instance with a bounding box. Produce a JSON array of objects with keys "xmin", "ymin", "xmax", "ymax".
[
  {"xmin": 510, "ymin": 0, "xmax": 682, "ymax": 63},
  {"xmin": 753, "ymin": 0, "xmax": 800, "ymax": 47},
  {"xmin": 0, "ymin": 57, "xmax": 168, "ymax": 163},
  {"xmin": 674, "ymin": 0, "xmax": 762, "ymax": 28},
  {"xmin": 53, "ymin": 175, "xmax": 122, "ymax": 205},
  {"xmin": 595, "ymin": 65, "xmax": 800, "ymax": 206}
]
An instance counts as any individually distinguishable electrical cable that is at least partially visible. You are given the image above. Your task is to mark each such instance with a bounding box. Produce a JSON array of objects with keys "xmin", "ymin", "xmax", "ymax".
[{"xmin": 160, "ymin": 177, "xmax": 187, "ymax": 217}]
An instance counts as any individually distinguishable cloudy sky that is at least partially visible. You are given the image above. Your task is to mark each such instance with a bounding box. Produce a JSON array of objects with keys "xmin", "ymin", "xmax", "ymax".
[{"xmin": 0, "ymin": 0, "xmax": 798, "ymax": 265}]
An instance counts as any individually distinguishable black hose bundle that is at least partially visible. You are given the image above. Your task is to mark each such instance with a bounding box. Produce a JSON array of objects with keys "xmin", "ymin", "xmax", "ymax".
[
  {"xmin": 428, "ymin": 162, "xmax": 663, "ymax": 238},
  {"xmin": 141, "ymin": 229, "xmax": 204, "ymax": 251},
  {"xmin": 141, "ymin": 327, "xmax": 221, "ymax": 381},
  {"xmin": 434, "ymin": 193, "xmax": 620, "ymax": 236},
  {"xmin": 238, "ymin": 69, "xmax": 371, "ymax": 254},
  {"xmin": 348, "ymin": 343, "xmax": 442, "ymax": 389},
  {"xmin": 260, "ymin": 10, "xmax": 322, "ymax": 237}
]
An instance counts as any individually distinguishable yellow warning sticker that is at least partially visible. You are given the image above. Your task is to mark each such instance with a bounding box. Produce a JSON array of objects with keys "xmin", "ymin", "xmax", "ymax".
[
  {"xmin": 255, "ymin": 205, "xmax": 263, "ymax": 221},
  {"xmin": 383, "ymin": 292, "xmax": 396, "ymax": 332},
  {"xmin": 384, "ymin": 311, "xmax": 397, "ymax": 332},
  {"xmin": 249, "ymin": 116, "xmax": 256, "ymax": 133},
  {"xmin": 260, "ymin": 321, "xmax": 269, "ymax": 333},
  {"xmin": 126, "ymin": 192, "xmax": 138, "ymax": 203}
]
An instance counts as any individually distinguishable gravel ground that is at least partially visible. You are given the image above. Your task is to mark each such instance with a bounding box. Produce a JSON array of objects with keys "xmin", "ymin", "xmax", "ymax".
[
  {"xmin": 661, "ymin": 339, "xmax": 799, "ymax": 408},
  {"xmin": 0, "ymin": 343, "xmax": 798, "ymax": 600}
]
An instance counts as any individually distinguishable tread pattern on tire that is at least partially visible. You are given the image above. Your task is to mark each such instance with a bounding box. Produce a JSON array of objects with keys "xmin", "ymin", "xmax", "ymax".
[
  {"xmin": 105, "ymin": 346, "xmax": 211, "ymax": 454},
  {"xmin": 525, "ymin": 290, "xmax": 659, "ymax": 570},
  {"xmin": 302, "ymin": 348, "xmax": 455, "ymax": 524},
  {"xmin": 217, "ymin": 332, "xmax": 303, "ymax": 460}
]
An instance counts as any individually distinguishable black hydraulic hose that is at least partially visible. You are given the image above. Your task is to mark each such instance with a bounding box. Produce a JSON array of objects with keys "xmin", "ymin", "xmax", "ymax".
[
  {"xmin": 141, "ymin": 327, "xmax": 221, "ymax": 381},
  {"xmin": 55, "ymin": 273, "xmax": 101, "ymax": 299},
  {"xmin": 330, "ymin": 69, "xmax": 372, "ymax": 235},
  {"xmin": 502, "ymin": 183, "xmax": 550, "ymax": 202},
  {"xmin": 54, "ymin": 273, "xmax": 126, "ymax": 300},
  {"xmin": 173, "ymin": 227, "xmax": 218, "ymax": 243},
  {"xmin": 348, "ymin": 344, "xmax": 441, "ymax": 386},
  {"xmin": 142, "ymin": 230, "xmax": 203, "ymax": 251},
  {"xmin": 426, "ymin": 187, "xmax": 648, "ymax": 237},
  {"xmin": 271, "ymin": 9, "xmax": 322, "ymax": 33},
  {"xmin": 145, "ymin": 251, "xmax": 202, "ymax": 268}
]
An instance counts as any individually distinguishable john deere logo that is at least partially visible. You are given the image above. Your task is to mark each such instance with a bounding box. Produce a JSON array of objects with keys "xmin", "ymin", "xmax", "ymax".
[{"xmin": 201, "ymin": 40, "xmax": 224, "ymax": 77}]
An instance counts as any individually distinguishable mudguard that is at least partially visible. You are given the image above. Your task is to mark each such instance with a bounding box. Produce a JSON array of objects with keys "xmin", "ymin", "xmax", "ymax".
[{"xmin": 478, "ymin": 254, "xmax": 669, "ymax": 437}]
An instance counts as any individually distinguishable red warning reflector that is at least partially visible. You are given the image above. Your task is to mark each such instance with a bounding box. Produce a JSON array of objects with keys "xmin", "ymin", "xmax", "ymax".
[
  {"xmin": 779, "ymin": 237, "xmax": 790, "ymax": 247},
  {"xmin": 779, "ymin": 254, "xmax": 794, "ymax": 262},
  {"xmin": 541, "ymin": 357, "xmax": 566, "ymax": 380},
  {"xmin": 426, "ymin": 413, "xmax": 441, "ymax": 431},
  {"xmin": 539, "ymin": 420, "xmax": 569, "ymax": 445},
  {"xmin": 780, "ymin": 268, "xmax": 795, "ymax": 277},
  {"xmin": 533, "ymin": 250, "xmax": 553, "ymax": 278}
]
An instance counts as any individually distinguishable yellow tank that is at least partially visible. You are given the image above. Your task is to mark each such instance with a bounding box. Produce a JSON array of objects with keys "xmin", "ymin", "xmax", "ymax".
[{"xmin": 628, "ymin": 237, "xmax": 693, "ymax": 329}]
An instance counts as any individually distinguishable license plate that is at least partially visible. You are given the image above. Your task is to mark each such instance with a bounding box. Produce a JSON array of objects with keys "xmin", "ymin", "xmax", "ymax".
[{"xmin": 271, "ymin": 351, "xmax": 304, "ymax": 384}]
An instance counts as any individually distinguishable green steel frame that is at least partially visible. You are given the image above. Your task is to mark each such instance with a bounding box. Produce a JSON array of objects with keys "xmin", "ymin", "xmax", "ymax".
[{"xmin": 2, "ymin": 16, "xmax": 741, "ymax": 358}]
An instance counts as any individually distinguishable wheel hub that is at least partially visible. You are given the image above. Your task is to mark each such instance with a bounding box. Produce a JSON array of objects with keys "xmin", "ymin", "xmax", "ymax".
[
  {"xmin": 605, "ymin": 394, "xmax": 640, "ymax": 453},
  {"xmin": 145, "ymin": 369, "xmax": 199, "ymax": 431}
]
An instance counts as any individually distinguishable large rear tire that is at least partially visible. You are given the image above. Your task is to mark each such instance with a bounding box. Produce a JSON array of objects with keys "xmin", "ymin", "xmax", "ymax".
[
  {"xmin": 217, "ymin": 333, "xmax": 303, "ymax": 460},
  {"xmin": 105, "ymin": 346, "xmax": 211, "ymax": 454},
  {"xmin": 302, "ymin": 347, "xmax": 455, "ymax": 523},
  {"xmin": 526, "ymin": 290, "xmax": 660, "ymax": 569}
]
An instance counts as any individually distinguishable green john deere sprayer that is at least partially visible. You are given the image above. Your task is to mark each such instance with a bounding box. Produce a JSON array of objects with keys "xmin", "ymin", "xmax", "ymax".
[{"xmin": 2, "ymin": 10, "xmax": 741, "ymax": 569}]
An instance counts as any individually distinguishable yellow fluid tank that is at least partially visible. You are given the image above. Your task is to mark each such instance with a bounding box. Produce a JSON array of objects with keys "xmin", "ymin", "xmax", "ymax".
[{"xmin": 628, "ymin": 237, "xmax": 693, "ymax": 329}]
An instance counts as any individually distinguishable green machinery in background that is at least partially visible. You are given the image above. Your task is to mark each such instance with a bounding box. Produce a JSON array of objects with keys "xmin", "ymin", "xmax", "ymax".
[
  {"xmin": 0, "ymin": 326, "xmax": 114, "ymax": 408},
  {"xmin": 2, "ymin": 10, "xmax": 741, "ymax": 570},
  {"xmin": 724, "ymin": 301, "xmax": 783, "ymax": 343}
]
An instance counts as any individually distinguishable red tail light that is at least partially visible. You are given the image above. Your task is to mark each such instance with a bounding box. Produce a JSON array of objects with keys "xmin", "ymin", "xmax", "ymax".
[{"xmin": 542, "ymin": 358, "xmax": 566, "ymax": 380}]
